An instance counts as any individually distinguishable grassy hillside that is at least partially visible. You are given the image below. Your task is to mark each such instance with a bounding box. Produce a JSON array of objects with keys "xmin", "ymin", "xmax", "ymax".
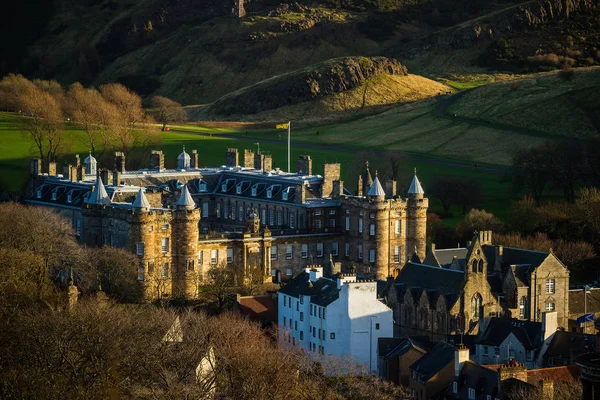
[{"xmin": 446, "ymin": 67, "xmax": 600, "ymax": 138}]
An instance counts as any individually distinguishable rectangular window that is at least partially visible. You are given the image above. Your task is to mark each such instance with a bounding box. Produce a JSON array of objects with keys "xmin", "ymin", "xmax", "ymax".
[
  {"xmin": 369, "ymin": 223, "xmax": 375, "ymax": 236},
  {"xmin": 495, "ymin": 347, "xmax": 500, "ymax": 356},
  {"xmin": 137, "ymin": 243, "xmax": 144, "ymax": 256},
  {"xmin": 216, "ymin": 203, "xmax": 221, "ymax": 218},
  {"xmin": 300, "ymin": 295, "xmax": 304, "ymax": 304},
  {"xmin": 231, "ymin": 203, "xmax": 237, "ymax": 220},
  {"xmin": 526, "ymin": 351, "xmax": 532, "ymax": 362},
  {"xmin": 331, "ymin": 242, "xmax": 338, "ymax": 257},
  {"xmin": 369, "ymin": 213, "xmax": 375, "ymax": 219},
  {"xmin": 369, "ymin": 249, "xmax": 375, "ymax": 263},
  {"xmin": 162, "ymin": 224, "xmax": 169, "ymax": 230},
  {"xmin": 286, "ymin": 268, "xmax": 292, "ymax": 276},
  {"xmin": 345, "ymin": 242, "xmax": 350, "ymax": 257},
  {"xmin": 286, "ymin": 245, "xmax": 293, "ymax": 259},
  {"xmin": 484, "ymin": 346, "xmax": 489, "ymax": 356},
  {"xmin": 546, "ymin": 302, "xmax": 555, "ymax": 311},
  {"xmin": 224, "ymin": 202, "xmax": 229, "ymax": 219},
  {"xmin": 239, "ymin": 206, "xmax": 244, "ymax": 221},
  {"xmin": 162, "ymin": 263, "xmax": 169, "ymax": 278},
  {"xmin": 358, "ymin": 245, "xmax": 363, "ymax": 259},
  {"xmin": 269, "ymin": 209, "xmax": 275, "ymax": 225},
  {"xmin": 318, "ymin": 308, "xmax": 321, "ymax": 318},
  {"xmin": 161, "ymin": 237, "xmax": 169, "ymax": 253},
  {"xmin": 315, "ymin": 220, "xmax": 322, "ymax": 229},
  {"xmin": 300, "ymin": 312, "xmax": 304, "ymax": 321},
  {"xmin": 75, "ymin": 220, "xmax": 81, "ymax": 237},
  {"xmin": 138, "ymin": 265, "xmax": 145, "ymax": 281},
  {"xmin": 251, "ymin": 187, "xmax": 257, "ymax": 196},
  {"xmin": 301, "ymin": 244, "xmax": 308, "ymax": 258},
  {"xmin": 546, "ymin": 279, "xmax": 555, "ymax": 294},
  {"xmin": 295, "ymin": 320, "xmax": 297, "ymax": 331},
  {"xmin": 329, "ymin": 218, "xmax": 335, "ymax": 228},
  {"xmin": 277, "ymin": 210, "xmax": 282, "ymax": 226},
  {"xmin": 317, "ymin": 243, "xmax": 323, "ymax": 258},
  {"xmin": 468, "ymin": 388, "xmax": 475, "ymax": 399},
  {"xmin": 284, "ymin": 296, "xmax": 287, "ymax": 307},
  {"xmin": 375, "ymin": 323, "xmax": 380, "ymax": 330},
  {"xmin": 394, "ymin": 246, "xmax": 401, "ymax": 263},
  {"xmin": 358, "ymin": 219, "xmax": 363, "ymax": 233},
  {"xmin": 148, "ymin": 261, "xmax": 155, "ymax": 275},
  {"xmin": 271, "ymin": 246, "xmax": 277, "ymax": 260},
  {"xmin": 211, "ymin": 249, "xmax": 218, "ymax": 265},
  {"xmin": 345, "ymin": 216, "xmax": 350, "ymax": 231},
  {"xmin": 315, "ymin": 210, "xmax": 322, "ymax": 216},
  {"xmin": 330, "ymin": 332, "xmax": 335, "ymax": 340},
  {"xmin": 296, "ymin": 302, "xmax": 299, "ymax": 312},
  {"xmin": 395, "ymin": 220, "xmax": 401, "ymax": 234},
  {"xmin": 300, "ymin": 331, "xmax": 304, "ymax": 340},
  {"xmin": 289, "ymin": 213, "xmax": 296, "ymax": 229},
  {"xmin": 199, "ymin": 183, "xmax": 207, "ymax": 192},
  {"xmin": 198, "ymin": 250, "xmax": 203, "ymax": 265},
  {"xmin": 453, "ymin": 382, "xmax": 458, "ymax": 394},
  {"xmin": 227, "ymin": 248, "xmax": 234, "ymax": 263},
  {"xmin": 202, "ymin": 202, "xmax": 209, "ymax": 219},
  {"xmin": 323, "ymin": 309, "xmax": 325, "ymax": 320},
  {"xmin": 261, "ymin": 208, "xmax": 266, "ymax": 223},
  {"xmin": 284, "ymin": 316, "xmax": 286, "ymax": 325}
]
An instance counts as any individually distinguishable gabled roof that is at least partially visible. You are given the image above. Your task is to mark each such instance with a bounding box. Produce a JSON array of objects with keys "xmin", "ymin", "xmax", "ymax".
[
  {"xmin": 88, "ymin": 176, "xmax": 111, "ymax": 205},
  {"xmin": 543, "ymin": 331, "xmax": 596, "ymax": 360},
  {"xmin": 478, "ymin": 318, "xmax": 542, "ymax": 350},
  {"xmin": 238, "ymin": 295, "xmax": 278, "ymax": 324},
  {"xmin": 435, "ymin": 248, "xmax": 468, "ymax": 268},
  {"xmin": 175, "ymin": 185, "xmax": 196, "ymax": 209},
  {"xmin": 483, "ymin": 245, "xmax": 551, "ymax": 272},
  {"xmin": 132, "ymin": 188, "xmax": 150, "ymax": 209},
  {"xmin": 378, "ymin": 337, "xmax": 428, "ymax": 360},
  {"xmin": 367, "ymin": 176, "xmax": 386, "ymax": 197},
  {"xmin": 422, "ymin": 250, "xmax": 442, "ymax": 268},
  {"xmin": 279, "ymin": 271, "xmax": 339, "ymax": 307},
  {"xmin": 526, "ymin": 365, "xmax": 580, "ymax": 384},
  {"xmin": 395, "ymin": 262, "xmax": 466, "ymax": 307},
  {"xmin": 408, "ymin": 172, "xmax": 424, "ymax": 194},
  {"xmin": 409, "ymin": 341, "xmax": 455, "ymax": 382},
  {"xmin": 451, "ymin": 361, "xmax": 499, "ymax": 400}
]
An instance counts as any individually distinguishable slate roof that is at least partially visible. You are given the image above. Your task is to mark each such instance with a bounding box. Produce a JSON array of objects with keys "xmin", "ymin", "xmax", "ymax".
[
  {"xmin": 88, "ymin": 175, "xmax": 111, "ymax": 205},
  {"xmin": 434, "ymin": 248, "xmax": 468, "ymax": 268},
  {"xmin": 379, "ymin": 337, "xmax": 429, "ymax": 361},
  {"xmin": 478, "ymin": 318, "xmax": 542, "ymax": 350},
  {"xmin": 509, "ymin": 265, "xmax": 531, "ymax": 287},
  {"xmin": 569, "ymin": 287, "xmax": 600, "ymax": 315},
  {"xmin": 483, "ymin": 245, "xmax": 550, "ymax": 272},
  {"xmin": 447, "ymin": 334, "xmax": 478, "ymax": 355},
  {"xmin": 451, "ymin": 361, "xmax": 500, "ymax": 400},
  {"xmin": 175, "ymin": 185, "xmax": 196, "ymax": 208},
  {"xmin": 279, "ymin": 271, "xmax": 339, "ymax": 307},
  {"xmin": 395, "ymin": 262, "xmax": 466, "ymax": 307},
  {"xmin": 367, "ymin": 176, "xmax": 386, "ymax": 197},
  {"xmin": 409, "ymin": 341, "xmax": 456, "ymax": 382},
  {"xmin": 543, "ymin": 331, "xmax": 596, "ymax": 360},
  {"xmin": 408, "ymin": 173, "xmax": 424, "ymax": 194},
  {"xmin": 132, "ymin": 188, "xmax": 150, "ymax": 209}
]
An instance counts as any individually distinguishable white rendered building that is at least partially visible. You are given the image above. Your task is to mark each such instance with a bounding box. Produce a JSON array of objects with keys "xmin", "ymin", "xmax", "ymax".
[{"xmin": 278, "ymin": 267, "xmax": 393, "ymax": 375}]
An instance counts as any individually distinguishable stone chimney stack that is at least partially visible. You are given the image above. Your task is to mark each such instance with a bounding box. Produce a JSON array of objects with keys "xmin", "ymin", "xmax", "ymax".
[
  {"xmin": 244, "ymin": 149, "xmax": 255, "ymax": 168},
  {"xmin": 455, "ymin": 345, "xmax": 469, "ymax": 377},
  {"xmin": 191, "ymin": 150, "xmax": 199, "ymax": 169},
  {"xmin": 494, "ymin": 245, "xmax": 504, "ymax": 275},
  {"xmin": 226, "ymin": 148, "xmax": 239, "ymax": 167},
  {"xmin": 100, "ymin": 169, "xmax": 111, "ymax": 186},
  {"xmin": 112, "ymin": 170, "xmax": 121, "ymax": 186},
  {"xmin": 30, "ymin": 158, "xmax": 41, "ymax": 176},
  {"xmin": 540, "ymin": 379, "xmax": 554, "ymax": 400},
  {"xmin": 150, "ymin": 150, "xmax": 165, "ymax": 171},
  {"xmin": 297, "ymin": 155, "xmax": 312, "ymax": 175},
  {"xmin": 498, "ymin": 360, "xmax": 528, "ymax": 384},
  {"xmin": 75, "ymin": 154, "xmax": 81, "ymax": 167},
  {"xmin": 47, "ymin": 162, "xmax": 57, "ymax": 177},
  {"xmin": 332, "ymin": 180, "xmax": 344, "ymax": 199},
  {"xmin": 295, "ymin": 184, "xmax": 306, "ymax": 204},
  {"xmin": 357, "ymin": 175, "xmax": 363, "ymax": 197},
  {"xmin": 385, "ymin": 180, "xmax": 397, "ymax": 197},
  {"xmin": 263, "ymin": 154, "xmax": 273, "ymax": 171},
  {"xmin": 322, "ymin": 163, "xmax": 341, "ymax": 198},
  {"xmin": 76, "ymin": 165, "xmax": 85, "ymax": 181},
  {"xmin": 68, "ymin": 165, "xmax": 76, "ymax": 182},
  {"xmin": 479, "ymin": 230, "xmax": 493, "ymax": 245},
  {"xmin": 114, "ymin": 152, "xmax": 126, "ymax": 173}
]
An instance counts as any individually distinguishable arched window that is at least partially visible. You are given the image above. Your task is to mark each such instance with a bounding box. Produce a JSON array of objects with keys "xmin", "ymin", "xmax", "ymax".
[
  {"xmin": 519, "ymin": 297, "xmax": 527, "ymax": 318},
  {"xmin": 472, "ymin": 260, "xmax": 477, "ymax": 273},
  {"xmin": 478, "ymin": 259, "xmax": 484, "ymax": 273},
  {"xmin": 472, "ymin": 293, "xmax": 483, "ymax": 318}
]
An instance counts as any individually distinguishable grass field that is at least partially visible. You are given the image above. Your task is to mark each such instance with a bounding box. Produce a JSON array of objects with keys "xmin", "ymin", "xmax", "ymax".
[{"xmin": 0, "ymin": 113, "xmax": 518, "ymax": 226}]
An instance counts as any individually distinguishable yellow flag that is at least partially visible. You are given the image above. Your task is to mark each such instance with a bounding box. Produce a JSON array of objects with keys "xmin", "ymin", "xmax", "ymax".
[{"xmin": 276, "ymin": 123, "xmax": 289, "ymax": 129}]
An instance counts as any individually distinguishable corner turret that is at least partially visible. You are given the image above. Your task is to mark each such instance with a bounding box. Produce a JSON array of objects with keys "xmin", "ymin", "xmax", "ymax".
[
  {"xmin": 88, "ymin": 175, "xmax": 111, "ymax": 206},
  {"xmin": 132, "ymin": 188, "xmax": 150, "ymax": 212}
]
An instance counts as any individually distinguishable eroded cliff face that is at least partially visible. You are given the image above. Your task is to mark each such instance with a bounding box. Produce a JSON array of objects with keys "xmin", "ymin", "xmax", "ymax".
[
  {"xmin": 209, "ymin": 56, "xmax": 408, "ymax": 115},
  {"xmin": 406, "ymin": 0, "xmax": 599, "ymax": 55}
]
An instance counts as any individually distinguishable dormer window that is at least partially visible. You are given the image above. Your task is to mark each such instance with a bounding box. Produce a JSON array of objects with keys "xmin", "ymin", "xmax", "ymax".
[
  {"xmin": 36, "ymin": 190, "xmax": 42, "ymax": 198},
  {"xmin": 199, "ymin": 183, "xmax": 207, "ymax": 192},
  {"xmin": 236, "ymin": 186, "xmax": 242, "ymax": 194},
  {"xmin": 67, "ymin": 194, "xmax": 72, "ymax": 203},
  {"xmin": 329, "ymin": 210, "xmax": 336, "ymax": 215},
  {"xmin": 315, "ymin": 210, "xmax": 322, "ymax": 216},
  {"xmin": 221, "ymin": 183, "xmax": 227, "ymax": 192},
  {"xmin": 251, "ymin": 187, "xmax": 257, "ymax": 196},
  {"xmin": 282, "ymin": 192, "xmax": 288, "ymax": 201},
  {"xmin": 266, "ymin": 189, "xmax": 272, "ymax": 198},
  {"xmin": 51, "ymin": 192, "xmax": 57, "ymax": 200}
]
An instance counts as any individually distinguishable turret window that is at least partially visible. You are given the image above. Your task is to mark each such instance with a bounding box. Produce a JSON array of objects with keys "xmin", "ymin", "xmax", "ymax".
[
  {"xmin": 395, "ymin": 220, "xmax": 401, "ymax": 235},
  {"xmin": 394, "ymin": 246, "xmax": 401, "ymax": 263}
]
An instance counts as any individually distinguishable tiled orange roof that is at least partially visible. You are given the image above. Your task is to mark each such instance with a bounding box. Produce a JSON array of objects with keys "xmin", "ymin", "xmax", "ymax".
[
  {"xmin": 526, "ymin": 365, "xmax": 580, "ymax": 384},
  {"xmin": 238, "ymin": 295, "xmax": 277, "ymax": 323},
  {"xmin": 482, "ymin": 364, "xmax": 503, "ymax": 371}
]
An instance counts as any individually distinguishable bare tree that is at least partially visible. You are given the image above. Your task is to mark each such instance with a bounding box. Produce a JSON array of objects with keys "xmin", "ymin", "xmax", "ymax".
[{"xmin": 151, "ymin": 95, "xmax": 187, "ymax": 131}]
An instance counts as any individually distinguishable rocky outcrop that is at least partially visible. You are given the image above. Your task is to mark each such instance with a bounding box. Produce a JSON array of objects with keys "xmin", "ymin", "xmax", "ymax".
[{"xmin": 208, "ymin": 56, "xmax": 408, "ymax": 115}]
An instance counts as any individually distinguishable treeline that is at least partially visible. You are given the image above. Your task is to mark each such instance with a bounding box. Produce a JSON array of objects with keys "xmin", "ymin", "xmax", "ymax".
[{"xmin": 0, "ymin": 74, "xmax": 186, "ymax": 171}]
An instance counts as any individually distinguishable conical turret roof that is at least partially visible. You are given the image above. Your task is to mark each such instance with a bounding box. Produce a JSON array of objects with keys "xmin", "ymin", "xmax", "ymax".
[
  {"xmin": 408, "ymin": 169, "xmax": 424, "ymax": 194},
  {"xmin": 175, "ymin": 185, "xmax": 196, "ymax": 209},
  {"xmin": 367, "ymin": 174, "xmax": 386, "ymax": 197},
  {"xmin": 88, "ymin": 175, "xmax": 111, "ymax": 205},
  {"xmin": 132, "ymin": 188, "xmax": 150, "ymax": 210},
  {"xmin": 363, "ymin": 161, "xmax": 373, "ymax": 186}
]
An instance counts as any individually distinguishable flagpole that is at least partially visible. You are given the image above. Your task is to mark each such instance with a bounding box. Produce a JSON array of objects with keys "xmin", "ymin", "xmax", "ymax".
[{"xmin": 287, "ymin": 121, "xmax": 291, "ymax": 173}]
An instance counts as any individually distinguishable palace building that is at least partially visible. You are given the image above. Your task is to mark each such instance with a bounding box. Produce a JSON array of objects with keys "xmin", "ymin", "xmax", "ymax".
[{"xmin": 26, "ymin": 148, "xmax": 428, "ymax": 299}]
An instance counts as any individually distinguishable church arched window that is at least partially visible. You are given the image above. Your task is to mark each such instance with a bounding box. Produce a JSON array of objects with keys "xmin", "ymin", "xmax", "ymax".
[
  {"xmin": 472, "ymin": 260, "xmax": 477, "ymax": 273},
  {"xmin": 471, "ymin": 293, "xmax": 482, "ymax": 318},
  {"xmin": 478, "ymin": 259, "xmax": 484, "ymax": 273}
]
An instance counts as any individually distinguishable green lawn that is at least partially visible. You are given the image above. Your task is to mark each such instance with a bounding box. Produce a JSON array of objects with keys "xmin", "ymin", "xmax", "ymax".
[{"xmin": 0, "ymin": 113, "xmax": 518, "ymax": 227}]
